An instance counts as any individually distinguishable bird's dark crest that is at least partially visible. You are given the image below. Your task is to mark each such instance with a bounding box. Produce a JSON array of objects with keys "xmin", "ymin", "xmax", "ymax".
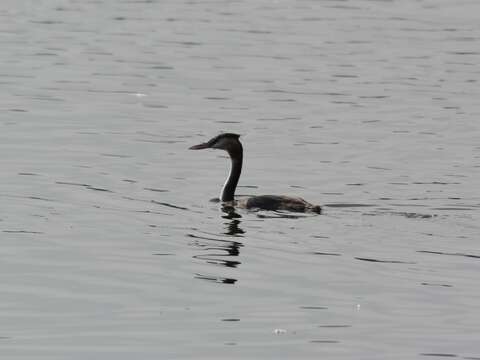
[{"xmin": 208, "ymin": 133, "xmax": 241, "ymax": 146}]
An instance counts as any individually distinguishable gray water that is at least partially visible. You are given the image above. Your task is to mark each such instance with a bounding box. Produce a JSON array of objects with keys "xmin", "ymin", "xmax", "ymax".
[{"xmin": 1, "ymin": 0, "xmax": 480, "ymax": 358}]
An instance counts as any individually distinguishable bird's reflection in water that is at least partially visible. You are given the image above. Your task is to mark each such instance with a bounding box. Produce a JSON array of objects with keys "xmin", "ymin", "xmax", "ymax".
[
  {"xmin": 224, "ymin": 218, "xmax": 244, "ymax": 236},
  {"xmin": 192, "ymin": 206, "xmax": 245, "ymax": 284},
  {"xmin": 221, "ymin": 204, "xmax": 245, "ymax": 236}
]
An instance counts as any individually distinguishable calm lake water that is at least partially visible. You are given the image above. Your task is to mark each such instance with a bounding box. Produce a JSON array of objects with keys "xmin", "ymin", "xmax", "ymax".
[{"xmin": 1, "ymin": 0, "xmax": 479, "ymax": 358}]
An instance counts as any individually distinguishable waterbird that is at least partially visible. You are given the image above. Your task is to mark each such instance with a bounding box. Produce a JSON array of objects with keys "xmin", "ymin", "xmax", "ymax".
[{"xmin": 189, "ymin": 133, "xmax": 321, "ymax": 214}]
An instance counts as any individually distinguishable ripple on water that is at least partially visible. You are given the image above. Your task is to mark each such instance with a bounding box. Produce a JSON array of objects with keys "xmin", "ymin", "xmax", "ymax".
[
  {"xmin": 312, "ymin": 252, "xmax": 341, "ymax": 256},
  {"xmin": 144, "ymin": 187, "xmax": 169, "ymax": 193},
  {"xmin": 417, "ymin": 250, "xmax": 480, "ymax": 260},
  {"xmin": 421, "ymin": 283, "xmax": 453, "ymax": 288},
  {"xmin": 364, "ymin": 210, "xmax": 436, "ymax": 219},
  {"xmin": 300, "ymin": 306, "xmax": 328, "ymax": 310},
  {"xmin": 420, "ymin": 354, "xmax": 458, "ymax": 358},
  {"xmin": 151, "ymin": 200, "xmax": 188, "ymax": 211},
  {"xmin": 194, "ymin": 273, "xmax": 237, "ymax": 285},
  {"xmin": 318, "ymin": 325, "xmax": 352, "ymax": 328},
  {"xmin": 188, "ymin": 232, "xmax": 243, "ymax": 272},
  {"xmin": 355, "ymin": 257, "xmax": 416, "ymax": 264},
  {"xmin": 3, "ymin": 230, "xmax": 44, "ymax": 234},
  {"xmin": 309, "ymin": 340, "xmax": 339, "ymax": 344}
]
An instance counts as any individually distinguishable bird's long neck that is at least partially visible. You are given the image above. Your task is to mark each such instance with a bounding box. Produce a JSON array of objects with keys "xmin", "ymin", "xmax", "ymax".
[{"xmin": 221, "ymin": 148, "xmax": 243, "ymax": 202}]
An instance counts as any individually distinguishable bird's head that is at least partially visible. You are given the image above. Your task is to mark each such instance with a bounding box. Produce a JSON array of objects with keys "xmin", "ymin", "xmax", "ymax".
[{"xmin": 189, "ymin": 133, "xmax": 242, "ymax": 156}]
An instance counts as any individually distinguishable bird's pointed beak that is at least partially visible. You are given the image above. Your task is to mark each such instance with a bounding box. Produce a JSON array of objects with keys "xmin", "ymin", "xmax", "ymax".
[{"xmin": 189, "ymin": 142, "xmax": 210, "ymax": 150}]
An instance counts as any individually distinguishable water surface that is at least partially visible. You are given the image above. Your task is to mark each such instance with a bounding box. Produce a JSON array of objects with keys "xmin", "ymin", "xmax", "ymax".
[{"xmin": 1, "ymin": 0, "xmax": 479, "ymax": 358}]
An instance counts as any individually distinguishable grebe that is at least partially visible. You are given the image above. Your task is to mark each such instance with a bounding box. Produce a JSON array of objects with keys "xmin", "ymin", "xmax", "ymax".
[{"xmin": 189, "ymin": 133, "xmax": 321, "ymax": 214}]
